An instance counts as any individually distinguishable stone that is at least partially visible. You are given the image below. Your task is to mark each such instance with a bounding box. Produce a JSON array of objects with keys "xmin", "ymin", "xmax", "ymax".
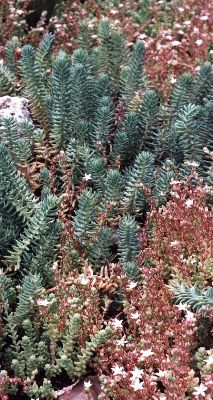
[
  {"xmin": 57, "ymin": 376, "xmax": 101, "ymax": 400},
  {"xmin": 0, "ymin": 96, "xmax": 30, "ymax": 123}
]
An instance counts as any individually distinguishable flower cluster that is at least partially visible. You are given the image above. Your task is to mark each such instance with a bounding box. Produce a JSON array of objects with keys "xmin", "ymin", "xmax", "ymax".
[
  {"xmin": 1, "ymin": 0, "xmax": 212, "ymax": 96},
  {"xmin": 145, "ymin": 0, "xmax": 213, "ymax": 94},
  {"xmin": 141, "ymin": 174, "xmax": 213, "ymax": 286},
  {"xmin": 95, "ymin": 267, "xmax": 212, "ymax": 399}
]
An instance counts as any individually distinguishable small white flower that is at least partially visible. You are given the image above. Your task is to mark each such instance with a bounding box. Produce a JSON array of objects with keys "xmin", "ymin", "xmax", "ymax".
[
  {"xmin": 170, "ymin": 76, "xmax": 177, "ymax": 84},
  {"xmin": 185, "ymin": 161, "xmax": 200, "ymax": 167},
  {"xmin": 171, "ymin": 40, "xmax": 180, "ymax": 47},
  {"xmin": 176, "ymin": 303, "xmax": 189, "ymax": 312},
  {"xmin": 193, "ymin": 383, "xmax": 207, "ymax": 397},
  {"xmin": 185, "ymin": 310, "xmax": 196, "ymax": 322},
  {"xmin": 193, "ymin": 27, "xmax": 199, "ymax": 34},
  {"xmin": 196, "ymin": 39, "xmax": 203, "ymax": 46},
  {"xmin": 165, "ymin": 35, "xmax": 173, "ymax": 40},
  {"xmin": 184, "ymin": 20, "xmax": 191, "ymax": 26},
  {"xmin": 83, "ymin": 173, "xmax": 91, "ymax": 181},
  {"xmin": 205, "ymin": 354, "xmax": 213, "ymax": 366},
  {"xmin": 127, "ymin": 281, "xmax": 137, "ymax": 290},
  {"xmin": 131, "ymin": 311, "xmax": 140, "ymax": 320},
  {"xmin": 170, "ymin": 179, "xmax": 181, "ymax": 185},
  {"xmin": 178, "ymin": 7, "xmax": 184, "ymax": 12},
  {"xmin": 79, "ymin": 275, "xmax": 90, "ymax": 285},
  {"xmin": 52, "ymin": 261, "xmax": 58, "ymax": 271},
  {"xmin": 116, "ymin": 337, "xmax": 128, "ymax": 347},
  {"xmin": 111, "ymin": 364, "xmax": 125, "ymax": 376},
  {"xmin": 111, "ymin": 318, "xmax": 123, "ymax": 329},
  {"xmin": 84, "ymin": 380, "xmax": 92, "ymax": 391},
  {"xmin": 130, "ymin": 367, "xmax": 143, "ymax": 381},
  {"xmin": 110, "ymin": 9, "xmax": 118, "ymax": 15},
  {"xmin": 139, "ymin": 349, "xmax": 154, "ymax": 360},
  {"xmin": 37, "ymin": 299, "xmax": 51, "ymax": 307},
  {"xmin": 155, "ymin": 370, "xmax": 170, "ymax": 378},
  {"xmin": 200, "ymin": 16, "xmax": 208, "ymax": 21},
  {"xmin": 137, "ymin": 33, "xmax": 147, "ymax": 40},
  {"xmin": 170, "ymin": 240, "xmax": 179, "ymax": 247},
  {"xmin": 185, "ymin": 199, "xmax": 194, "ymax": 208},
  {"xmin": 130, "ymin": 378, "xmax": 144, "ymax": 391}
]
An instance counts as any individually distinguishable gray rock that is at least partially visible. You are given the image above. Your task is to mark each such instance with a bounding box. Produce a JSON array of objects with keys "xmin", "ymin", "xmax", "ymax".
[
  {"xmin": 0, "ymin": 96, "xmax": 30, "ymax": 122},
  {"xmin": 57, "ymin": 376, "xmax": 101, "ymax": 400}
]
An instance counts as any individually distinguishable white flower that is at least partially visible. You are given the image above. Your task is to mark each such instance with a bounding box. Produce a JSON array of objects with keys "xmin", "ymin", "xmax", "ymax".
[
  {"xmin": 52, "ymin": 261, "xmax": 58, "ymax": 271},
  {"xmin": 79, "ymin": 275, "xmax": 90, "ymax": 285},
  {"xmin": 137, "ymin": 33, "xmax": 147, "ymax": 40},
  {"xmin": 110, "ymin": 9, "xmax": 118, "ymax": 15},
  {"xmin": 184, "ymin": 20, "xmax": 191, "ymax": 26},
  {"xmin": 205, "ymin": 354, "xmax": 213, "ymax": 366},
  {"xmin": 37, "ymin": 299, "xmax": 51, "ymax": 307},
  {"xmin": 84, "ymin": 380, "xmax": 92, "ymax": 391},
  {"xmin": 16, "ymin": 9, "xmax": 24, "ymax": 15},
  {"xmin": 196, "ymin": 39, "xmax": 203, "ymax": 46},
  {"xmin": 170, "ymin": 76, "xmax": 177, "ymax": 84},
  {"xmin": 130, "ymin": 378, "xmax": 144, "ymax": 391},
  {"xmin": 176, "ymin": 303, "xmax": 189, "ymax": 312},
  {"xmin": 116, "ymin": 337, "xmax": 128, "ymax": 347},
  {"xmin": 185, "ymin": 161, "xmax": 199, "ymax": 167},
  {"xmin": 139, "ymin": 349, "xmax": 154, "ymax": 360},
  {"xmin": 185, "ymin": 310, "xmax": 196, "ymax": 322},
  {"xmin": 111, "ymin": 364, "xmax": 125, "ymax": 376},
  {"xmin": 193, "ymin": 383, "xmax": 207, "ymax": 397},
  {"xmin": 171, "ymin": 40, "xmax": 180, "ymax": 47},
  {"xmin": 155, "ymin": 370, "xmax": 170, "ymax": 378},
  {"xmin": 83, "ymin": 173, "xmax": 91, "ymax": 181},
  {"xmin": 170, "ymin": 240, "xmax": 179, "ymax": 247},
  {"xmin": 178, "ymin": 7, "xmax": 184, "ymax": 12},
  {"xmin": 131, "ymin": 311, "xmax": 140, "ymax": 320},
  {"xmin": 111, "ymin": 318, "xmax": 123, "ymax": 329},
  {"xmin": 170, "ymin": 179, "xmax": 181, "ymax": 185},
  {"xmin": 185, "ymin": 199, "xmax": 194, "ymax": 208},
  {"xmin": 127, "ymin": 281, "xmax": 137, "ymax": 290},
  {"xmin": 130, "ymin": 367, "xmax": 143, "ymax": 381},
  {"xmin": 200, "ymin": 16, "xmax": 208, "ymax": 21}
]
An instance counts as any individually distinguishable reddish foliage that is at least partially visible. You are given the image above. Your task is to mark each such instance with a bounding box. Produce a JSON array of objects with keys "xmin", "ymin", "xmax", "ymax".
[{"xmin": 140, "ymin": 175, "xmax": 213, "ymax": 286}]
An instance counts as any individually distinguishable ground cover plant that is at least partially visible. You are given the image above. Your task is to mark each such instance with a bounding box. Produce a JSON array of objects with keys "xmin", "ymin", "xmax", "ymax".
[
  {"xmin": 0, "ymin": 3, "xmax": 212, "ymax": 400},
  {"xmin": 1, "ymin": 0, "xmax": 213, "ymax": 96}
]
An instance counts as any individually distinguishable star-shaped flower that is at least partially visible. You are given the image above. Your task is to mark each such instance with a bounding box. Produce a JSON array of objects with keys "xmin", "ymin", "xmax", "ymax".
[
  {"xmin": 185, "ymin": 310, "xmax": 196, "ymax": 322},
  {"xmin": 175, "ymin": 303, "xmax": 189, "ymax": 312},
  {"xmin": 111, "ymin": 318, "xmax": 123, "ymax": 329},
  {"xmin": 37, "ymin": 299, "xmax": 51, "ymax": 307},
  {"xmin": 130, "ymin": 311, "xmax": 140, "ymax": 320},
  {"xmin": 185, "ymin": 199, "xmax": 194, "ymax": 208},
  {"xmin": 130, "ymin": 378, "xmax": 144, "ymax": 391},
  {"xmin": 130, "ymin": 367, "xmax": 143, "ymax": 381},
  {"xmin": 155, "ymin": 370, "xmax": 169, "ymax": 378},
  {"xmin": 83, "ymin": 173, "xmax": 91, "ymax": 181},
  {"xmin": 127, "ymin": 281, "xmax": 137, "ymax": 290},
  {"xmin": 116, "ymin": 337, "xmax": 128, "ymax": 347},
  {"xmin": 111, "ymin": 364, "xmax": 125, "ymax": 376},
  {"xmin": 205, "ymin": 354, "xmax": 213, "ymax": 366},
  {"xmin": 193, "ymin": 383, "xmax": 207, "ymax": 397},
  {"xmin": 84, "ymin": 380, "xmax": 92, "ymax": 391},
  {"xmin": 139, "ymin": 349, "xmax": 154, "ymax": 360}
]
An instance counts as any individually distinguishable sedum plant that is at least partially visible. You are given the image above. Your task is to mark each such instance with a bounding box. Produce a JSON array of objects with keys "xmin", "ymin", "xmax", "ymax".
[{"xmin": 0, "ymin": 22, "xmax": 212, "ymax": 399}]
